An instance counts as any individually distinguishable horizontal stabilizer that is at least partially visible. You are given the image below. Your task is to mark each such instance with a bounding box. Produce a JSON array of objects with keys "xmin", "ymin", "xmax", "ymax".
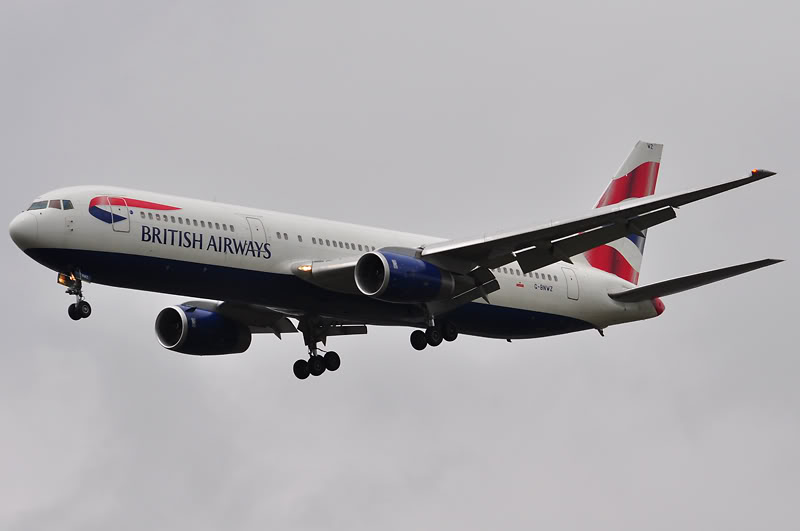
[{"xmin": 608, "ymin": 258, "xmax": 783, "ymax": 303}]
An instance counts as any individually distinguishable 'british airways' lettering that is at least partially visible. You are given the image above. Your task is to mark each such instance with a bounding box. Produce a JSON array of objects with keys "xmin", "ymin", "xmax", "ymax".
[{"xmin": 141, "ymin": 225, "xmax": 271, "ymax": 259}]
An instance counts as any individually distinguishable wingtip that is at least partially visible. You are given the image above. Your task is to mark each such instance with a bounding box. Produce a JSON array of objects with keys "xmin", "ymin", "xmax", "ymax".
[{"xmin": 751, "ymin": 169, "xmax": 777, "ymax": 178}]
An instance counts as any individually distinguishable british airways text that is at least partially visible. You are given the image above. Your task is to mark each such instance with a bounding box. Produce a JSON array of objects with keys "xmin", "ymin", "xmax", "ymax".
[{"xmin": 140, "ymin": 226, "xmax": 271, "ymax": 259}]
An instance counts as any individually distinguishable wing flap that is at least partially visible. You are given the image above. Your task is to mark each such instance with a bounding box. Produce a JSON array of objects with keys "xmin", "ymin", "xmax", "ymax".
[
  {"xmin": 608, "ymin": 259, "xmax": 783, "ymax": 302},
  {"xmin": 515, "ymin": 207, "xmax": 676, "ymax": 274}
]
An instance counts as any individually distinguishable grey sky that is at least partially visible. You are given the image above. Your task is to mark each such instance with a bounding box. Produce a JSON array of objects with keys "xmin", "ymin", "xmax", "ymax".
[{"xmin": 1, "ymin": 1, "xmax": 798, "ymax": 529}]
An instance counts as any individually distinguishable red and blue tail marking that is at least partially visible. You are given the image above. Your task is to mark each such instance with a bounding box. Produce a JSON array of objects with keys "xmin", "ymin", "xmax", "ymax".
[
  {"xmin": 89, "ymin": 196, "xmax": 180, "ymax": 224},
  {"xmin": 582, "ymin": 141, "xmax": 662, "ymax": 285}
]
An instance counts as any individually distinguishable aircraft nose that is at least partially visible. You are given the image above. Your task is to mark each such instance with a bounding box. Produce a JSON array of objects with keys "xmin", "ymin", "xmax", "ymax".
[{"xmin": 9, "ymin": 212, "xmax": 38, "ymax": 250}]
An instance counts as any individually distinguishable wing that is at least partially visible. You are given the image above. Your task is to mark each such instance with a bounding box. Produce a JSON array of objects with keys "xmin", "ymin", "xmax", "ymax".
[
  {"xmin": 421, "ymin": 170, "xmax": 777, "ymax": 274},
  {"xmin": 185, "ymin": 300, "xmax": 298, "ymax": 337}
]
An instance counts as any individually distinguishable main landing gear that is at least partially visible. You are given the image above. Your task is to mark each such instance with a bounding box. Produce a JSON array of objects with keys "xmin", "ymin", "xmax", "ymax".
[
  {"xmin": 60, "ymin": 272, "xmax": 92, "ymax": 321},
  {"xmin": 293, "ymin": 316, "xmax": 341, "ymax": 380},
  {"xmin": 293, "ymin": 350, "xmax": 341, "ymax": 380},
  {"xmin": 410, "ymin": 321, "xmax": 458, "ymax": 351}
]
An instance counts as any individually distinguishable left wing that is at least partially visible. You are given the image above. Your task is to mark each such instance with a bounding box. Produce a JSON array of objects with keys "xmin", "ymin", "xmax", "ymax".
[
  {"xmin": 421, "ymin": 169, "xmax": 776, "ymax": 274},
  {"xmin": 185, "ymin": 300, "xmax": 298, "ymax": 337}
]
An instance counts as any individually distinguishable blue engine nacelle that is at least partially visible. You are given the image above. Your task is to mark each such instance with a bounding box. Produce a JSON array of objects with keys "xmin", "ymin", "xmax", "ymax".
[
  {"xmin": 354, "ymin": 250, "xmax": 455, "ymax": 303},
  {"xmin": 155, "ymin": 305, "xmax": 252, "ymax": 355}
]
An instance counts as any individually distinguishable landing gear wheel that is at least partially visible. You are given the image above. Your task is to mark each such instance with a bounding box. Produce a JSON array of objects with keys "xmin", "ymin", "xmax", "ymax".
[
  {"xmin": 324, "ymin": 351, "xmax": 341, "ymax": 372},
  {"xmin": 410, "ymin": 330, "xmax": 427, "ymax": 351},
  {"xmin": 68, "ymin": 303, "xmax": 81, "ymax": 321},
  {"xmin": 442, "ymin": 322, "xmax": 458, "ymax": 342},
  {"xmin": 426, "ymin": 327, "xmax": 443, "ymax": 347},
  {"xmin": 309, "ymin": 355, "xmax": 326, "ymax": 376},
  {"xmin": 76, "ymin": 300, "xmax": 92, "ymax": 319},
  {"xmin": 293, "ymin": 359, "xmax": 310, "ymax": 380}
]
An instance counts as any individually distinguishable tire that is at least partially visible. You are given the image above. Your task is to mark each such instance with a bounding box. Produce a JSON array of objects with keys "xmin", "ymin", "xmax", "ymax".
[
  {"xmin": 309, "ymin": 356, "xmax": 326, "ymax": 376},
  {"xmin": 324, "ymin": 351, "xmax": 341, "ymax": 372},
  {"xmin": 77, "ymin": 300, "xmax": 92, "ymax": 319},
  {"xmin": 293, "ymin": 359, "xmax": 310, "ymax": 380},
  {"xmin": 410, "ymin": 330, "xmax": 427, "ymax": 351},
  {"xmin": 442, "ymin": 322, "xmax": 458, "ymax": 342},
  {"xmin": 68, "ymin": 303, "xmax": 81, "ymax": 321},
  {"xmin": 425, "ymin": 327, "xmax": 443, "ymax": 347}
]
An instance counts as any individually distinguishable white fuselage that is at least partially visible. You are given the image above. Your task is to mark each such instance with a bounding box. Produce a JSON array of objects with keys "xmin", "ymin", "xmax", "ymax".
[{"xmin": 10, "ymin": 186, "xmax": 660, "ymax": 339}]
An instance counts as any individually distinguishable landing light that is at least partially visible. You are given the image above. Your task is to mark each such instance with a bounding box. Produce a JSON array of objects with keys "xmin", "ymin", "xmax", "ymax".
[
  {"xmin": 57, "ymin": 272, "xmax": 78, "ymax": 289},
  {"xmin": 297, "ymin": 264, "xmax": 312, "ymax": 273}
]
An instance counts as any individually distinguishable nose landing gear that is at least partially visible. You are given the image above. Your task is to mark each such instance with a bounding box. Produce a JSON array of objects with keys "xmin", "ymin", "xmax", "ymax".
[{"xmin": 59, "ymin": 272, "xmax": 91, "ymax": 321}]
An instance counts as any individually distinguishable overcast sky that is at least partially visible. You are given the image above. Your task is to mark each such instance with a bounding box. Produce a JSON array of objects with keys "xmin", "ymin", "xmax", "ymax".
[{"xmin": 1, "ymin": 1, "xmax": 798, "ymax": 529}]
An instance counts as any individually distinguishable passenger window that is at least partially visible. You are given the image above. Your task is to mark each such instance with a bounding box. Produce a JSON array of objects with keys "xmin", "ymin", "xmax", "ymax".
[
  {"xmin": 333, "ymin": 241, "xmax": 338, "ymax": 248},
  {"xmin": 312, "ymin": 237, "xmax": 317, "ymax": 244},
  {"xmin": 200, "ymin": 221, "xmax": 205, "ymax": 227},
  {"xmin": 230, "ymin": 225, "xmax": 234, "ymax": 232},
  {"xmin": 358, "ymin": 244, "xmax": 363, "ymax": 251},
  {"xmin": 215, "ymin": 223, "xmax": 220, "ymax": 230},
  {"xmin": 62, "ymin": 200, "xmax": 74, "ymax": 210},
  {"xmin": 326, "ymin": 239, "xmax": 331, "ymax": 246},
  {"xmin": 351, "ymin": 243, "xmax": 356, "ymax": 250},
  {"xmin": 156, "ymin": 214, "xmax": 161, "ymax": 221},
  {"xmin": 148, "ymin": 213, "xmax": 153, "ymax": 220},
  {"xmin": 48, "ymin": 200, "xmax": 61, "ymax": 209},
  {"xmin": 535, "ymin": 272, "xmax": 539, "ymax": 279},
  {"xmin": 502, "ymin": 267, "xmax": 508, "ymax": 274},
  {"xmin": 222, "ymin": 224, "xmax": 227, "ymax": 231},
  {"xmin": 298, "ymin": 235, "xmax": 303, "ymax": 242},
  {"xmin": 371, "ymin": 246, "xmax": 376, "ymax": 251},
  {"xmin": 193, "ymin": 220, "xmax": 198, "ymax": 227},
  {"xmin": 140, "ymin": 212, "xmax": 145, "ymax": 219},
  {"xmin": 178, "ymin": 217, "xmax": 184, "ymax": 224},
  {"xmin": 547, "ymin": 274, "xmax": 552, "ymax": 281},
  {"xmin": 170, "ymin": 216, "xmax": 175, "ymax": 223},
  {"xmin": 345, "ymin": 243, "xmax": 350, "ymax": 249},
  {"xmin": 277, "ymin": 232, "xmax": 282, "ymax": 239}
]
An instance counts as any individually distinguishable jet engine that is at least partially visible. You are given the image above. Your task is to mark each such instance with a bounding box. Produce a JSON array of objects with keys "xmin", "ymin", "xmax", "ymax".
[
  {"xmin": 354, "ymin": 250, "xmax": 456, "ymax": 303},
  {"xmin": 155, "ymin": 305, "xmax": 251, "ymax": 355}
]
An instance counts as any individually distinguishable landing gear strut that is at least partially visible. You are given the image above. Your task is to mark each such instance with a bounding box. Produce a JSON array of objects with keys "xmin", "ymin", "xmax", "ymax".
[
  {"xmin": 293, "ymin": 316, "xmax": 341, "ymax": 380},
  {"xmin": 60, "ymin": 272, "xmax": 91, "ymax": 321}
]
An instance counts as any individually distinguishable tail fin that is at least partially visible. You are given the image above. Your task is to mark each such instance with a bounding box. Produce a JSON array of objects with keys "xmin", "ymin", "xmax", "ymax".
[{"xmin": 582, "ymin": 141, "xmax": 663, "ymax": 284}]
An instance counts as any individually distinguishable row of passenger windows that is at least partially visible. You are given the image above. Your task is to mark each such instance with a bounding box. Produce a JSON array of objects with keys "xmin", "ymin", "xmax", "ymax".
[
  {"xmin": 492, "ymin": 267, "xmax": 558, "ymax": 282},
  {"xmin": 28, "ymin": 200, "xmax": 74, "ymax": 210},
  {"xmin": 139, "ymin": 211, "xmax": 234, "ymax": 232},
  {"xmin": 275, "ymin": 231, "xmax": 377, "ymax": 252}
]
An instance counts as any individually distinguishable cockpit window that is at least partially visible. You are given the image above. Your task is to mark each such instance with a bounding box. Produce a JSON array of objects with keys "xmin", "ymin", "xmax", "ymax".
[
  {"xmin": 48, "ymin": 200, "xmax": 61, "ymax": 209},
  {"xmin": 28, "ymin": 201, "xmax": 47, "ymax": 210},
  {"xmin": 62, "ymin": 200, "xmax": 74, "ymax": 210}
]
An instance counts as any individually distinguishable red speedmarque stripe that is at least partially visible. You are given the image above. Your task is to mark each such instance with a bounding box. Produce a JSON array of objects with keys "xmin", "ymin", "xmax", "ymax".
[{"xmin": 89, "ymin": 196, "xmax": 181, "ymax": 210}]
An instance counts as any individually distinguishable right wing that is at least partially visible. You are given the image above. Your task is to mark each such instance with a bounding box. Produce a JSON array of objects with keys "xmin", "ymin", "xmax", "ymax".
[{"xmin": 421, "ymin": 169, "xmax": 777, "ymax": 274}]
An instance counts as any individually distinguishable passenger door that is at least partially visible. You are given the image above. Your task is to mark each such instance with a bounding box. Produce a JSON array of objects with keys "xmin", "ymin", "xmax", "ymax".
[
  {"xmin": 110, "ymin": 197, "xmax": 130, "ymax": 233},
  {"xmin": 561, "ymin": 266, "xmax": 579, "ymax": 300}
]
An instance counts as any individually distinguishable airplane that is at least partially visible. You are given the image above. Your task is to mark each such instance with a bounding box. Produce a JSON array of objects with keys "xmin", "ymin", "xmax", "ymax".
[{"xmin": 8, "ymin": 141, "xmax": 782, "ymax": 380}]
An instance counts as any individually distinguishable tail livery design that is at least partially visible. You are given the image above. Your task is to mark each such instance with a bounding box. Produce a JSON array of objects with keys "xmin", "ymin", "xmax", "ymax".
[{"xmin": 583, "ymin": 141, "xmax": 662, "ymax": 284}]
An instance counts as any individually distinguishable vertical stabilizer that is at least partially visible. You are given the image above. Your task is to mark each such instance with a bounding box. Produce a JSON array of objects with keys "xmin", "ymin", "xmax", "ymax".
[{"xmin": 582, "ymin": 141, "xmax": 663, "ymax": 284}]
